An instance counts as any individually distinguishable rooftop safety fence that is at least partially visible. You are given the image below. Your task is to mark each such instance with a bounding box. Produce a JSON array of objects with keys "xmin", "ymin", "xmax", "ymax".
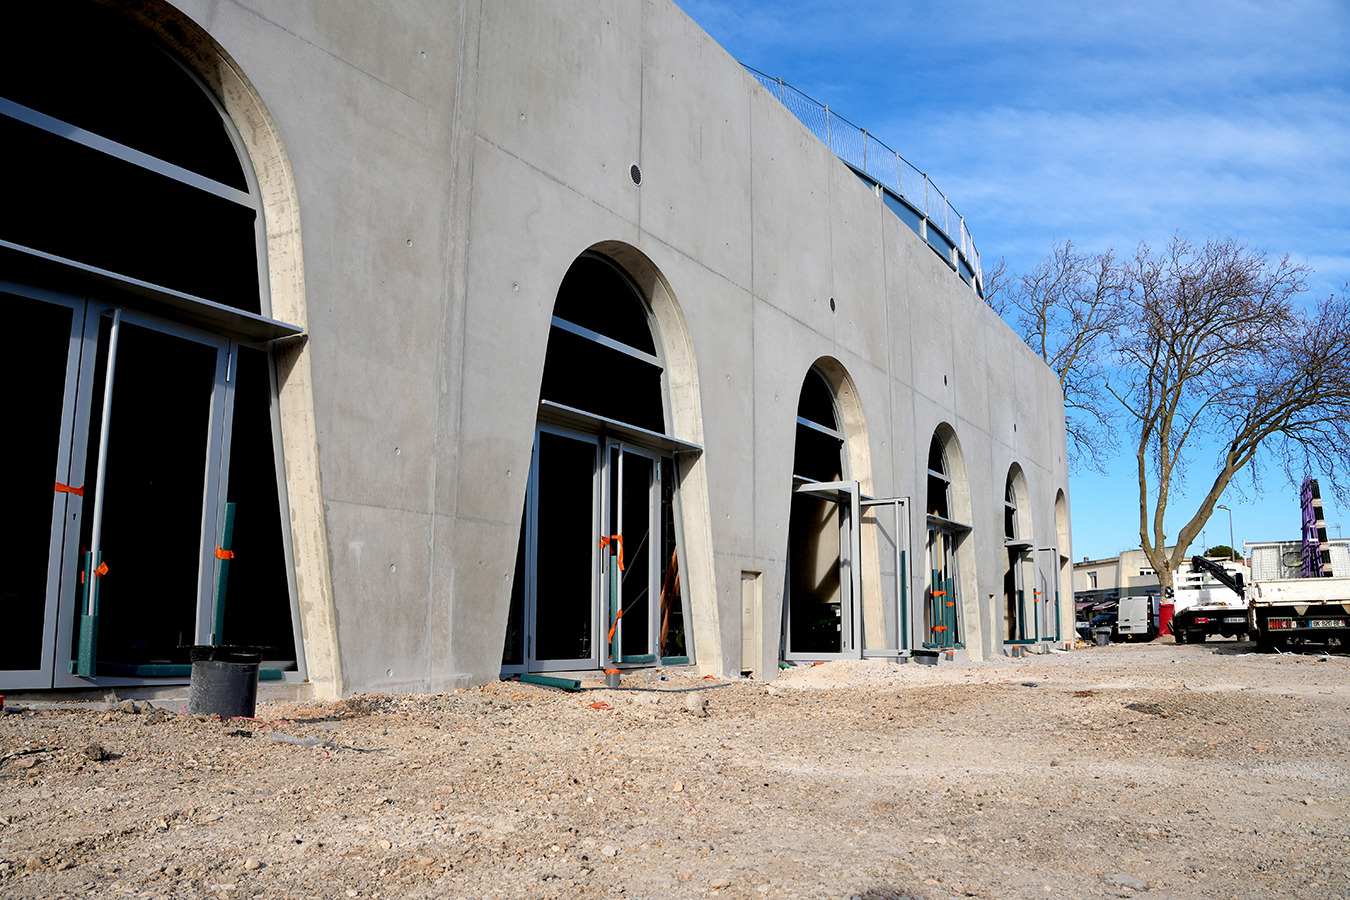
[{"xmin": 744, "ymin": 65, "xmax": 982, "ymax": 293}]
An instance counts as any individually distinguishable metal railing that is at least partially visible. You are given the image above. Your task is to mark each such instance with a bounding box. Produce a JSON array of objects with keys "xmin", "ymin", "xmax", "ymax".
[{"xmin": 744, "ymin": 65, "xmax": 982, "ymax": 292}]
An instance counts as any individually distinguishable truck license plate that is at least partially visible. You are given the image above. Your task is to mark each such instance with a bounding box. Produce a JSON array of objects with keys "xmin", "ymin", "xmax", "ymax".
[
  {"xmin": 1223, "ymin": 617, "xmax": 1245, "ymax": 623},
  {"xmin": 1307, "ymin": 619, "xmax": 1345, "ymax": 628}
]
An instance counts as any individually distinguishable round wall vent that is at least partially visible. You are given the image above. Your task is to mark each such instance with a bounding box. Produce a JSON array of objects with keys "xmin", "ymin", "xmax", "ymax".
[{"xmin": 630, "ymin": 164, "xmax": 642, "ymax": 185}]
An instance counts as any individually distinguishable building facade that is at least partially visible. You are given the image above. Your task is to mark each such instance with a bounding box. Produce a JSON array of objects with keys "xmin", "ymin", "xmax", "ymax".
[{"xmin": 2, "ymin": 0, "xmax": 1072, "ymax": 697}]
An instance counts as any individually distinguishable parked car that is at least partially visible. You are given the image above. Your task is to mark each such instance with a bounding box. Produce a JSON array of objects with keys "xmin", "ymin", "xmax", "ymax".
[{"xmin": 1088, "ymin": 612, "xmax": 1119, "ymax": 642}]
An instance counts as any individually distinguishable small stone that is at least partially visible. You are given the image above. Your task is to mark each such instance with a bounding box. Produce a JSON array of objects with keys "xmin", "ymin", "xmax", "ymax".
[
  {"xmin": 24, "ymin": 856, "xmax": 42, "ymax": 873},
  {"xmin": 120, "ymin": 699, "xmax": 139, "ymax": 714},
  {"xmin": 83, "ymin": 743, "xmax": 109, "ymax": 762},
  {"xmin": 414, "ymin": 856, "xmax": 435, "ymax": 867},
  {"xmin": 601, "ymin": 845, "xmax": 618, "ymax": 858},
  {"xmin": 244, "ymin": 858, "xmax": 261, "ymax": 871},
  {"xmin": 685, "ymin": 694, "xmax": 707, "ymax": 717},
  {"xmin": 1103, "ymin": 872, "xmax": 1148, "ymax": 890},
  {"xmin": 143, "ymin": 708, "xmax": 170, "ymax": 725},
  {"xmin": 56, "ymin": 860, "xmax": 75, "ymax": 871},
  {"xmin": 672, "ymin": 781, "xmax": 684, "ymax": 792},
  {"xmin": 1049, "ymin": 758, "xmax": 1061, "ymax": 767},
  {"xmin": 378, "ymin": 840, "xmax": 392, "ymax": 850},
  {"xmin": 1022, "ymin": 681, "xmax": 1039, "ymax": 687}
]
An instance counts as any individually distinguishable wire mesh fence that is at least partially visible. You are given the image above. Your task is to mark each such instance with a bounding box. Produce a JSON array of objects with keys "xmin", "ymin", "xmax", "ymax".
[{"xmin": 744, "ymin": 65, "xmax": 981, "ymax": 290}]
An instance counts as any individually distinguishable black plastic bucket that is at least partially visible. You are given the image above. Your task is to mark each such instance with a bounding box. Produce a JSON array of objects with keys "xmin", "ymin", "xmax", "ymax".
[{"xmin": 187, "ymin": 646, "xmax": 262, "ymax": 718}]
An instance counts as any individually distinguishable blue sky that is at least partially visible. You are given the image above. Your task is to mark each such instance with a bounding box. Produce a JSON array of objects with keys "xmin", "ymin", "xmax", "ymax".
[{"xmin": 676, "ymin": 0, "xmax": 1350, "ymax": 561}]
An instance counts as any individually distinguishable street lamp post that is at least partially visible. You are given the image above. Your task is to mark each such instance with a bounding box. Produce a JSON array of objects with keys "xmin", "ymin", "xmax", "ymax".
[{"xmin": 1216, "ymin": 504, "xmax": 1236, "ymax": 560}]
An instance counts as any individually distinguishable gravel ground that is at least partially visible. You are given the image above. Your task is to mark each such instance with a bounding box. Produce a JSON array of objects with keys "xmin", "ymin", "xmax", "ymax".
[{"xmin": 2, "ymin": 639, "xmax": 1348, "ymax": 900}]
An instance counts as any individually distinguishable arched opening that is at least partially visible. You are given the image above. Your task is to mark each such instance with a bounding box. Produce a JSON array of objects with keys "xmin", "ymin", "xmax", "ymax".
[
  {"xmin": 1003, "ymin": 466, "xmax": 1035, "ymax": 647},
  {"xmin": 0, "ymin": 0, "xmax": 311, "ymax": 691},
  {"xmin": 923, "ymin": 427, "xmax": 971, "ymax": 649},
  {"xmin": 502, "ymin": 252, "xmax": 697, "ymax": 674},
  {"xmin": 781, "ymin": 361, "xmax": 889, "ymax": 662},
  {"xmin": 784, "ymin": 367, "xmax": 850, "ymax": 657}
]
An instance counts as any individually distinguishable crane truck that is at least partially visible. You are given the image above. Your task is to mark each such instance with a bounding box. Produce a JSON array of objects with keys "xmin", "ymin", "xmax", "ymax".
[{"xmin": 1171, "ymin": 555, "xmax": 1249, "ymax": 644}]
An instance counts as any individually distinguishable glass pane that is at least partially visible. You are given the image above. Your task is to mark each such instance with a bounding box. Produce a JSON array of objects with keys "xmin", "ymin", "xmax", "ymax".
[
  {"xmin": 787, "ymin": 493, "xmax": 842, "ymax": 654},
  {"xmin": 76, "ymin": 319, "xmax": 218, "ymax": 667},
  {"xmin": 618, "ymin": 453, "xmax": 652, "ymax": 659},
  {"xmin": 502, "ymin": 495, "xmax": 528, "ymax": 667},
  {"xmin": 0, "ymin": 2, "xmax": 249, "ymax": 191},
  {"xmin": 534, "ymin": 432, "xmax": 596, "ymax": 662},
  {"xmin": 0, "ymin": 114, "xmax": 260, "ymax": 312},
  {"xmin": 552, "ymin": 256, "xmax": 656, "ymax": 354},
  {"xmin": 0, "ymin": 292, "xmax": 72, "ymax": 671},
  {"xmin": 220, "ymin": 347, "xmax": 295, "ymax": 662},
  {"xmin": 659, "ymin": 457, "xmax": 685, "ymax": 658}
]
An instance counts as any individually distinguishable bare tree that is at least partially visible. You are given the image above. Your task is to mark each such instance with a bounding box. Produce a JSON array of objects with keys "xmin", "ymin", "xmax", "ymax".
[
  {"xmin": 980, "ymin": 255, "xmax": 1010, "ymax": 316},
  {"xmin": 1108, "ymin": 237, "xmax": 1346, "ymax": 592},
  {"xmin": 1011, "ymin": 235, "xmax": 1350, "ymax": 594},
  {"xmin": 1005, "ymin": 240, "xmax": 1127, "ymax": 472}
]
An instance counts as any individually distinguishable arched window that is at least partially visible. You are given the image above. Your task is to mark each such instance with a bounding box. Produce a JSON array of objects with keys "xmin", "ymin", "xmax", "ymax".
[
  {"xmin": 1003, "ymin": 468, "xmax": 1035, "ymax": 645},
  {"xmin": 1, "ymin": 1, "xmax": 301, "ymax": 691},
  {"xmin": 924, "ymin": 432, "xmax": 968, "ymax": 648},
  {"xmin": 503, "ymin": 252, "xmax": 694, "ymax": 675},
  {"xmin": 783, "ymin": 367, "xmax": 852, "ymax": 658}
]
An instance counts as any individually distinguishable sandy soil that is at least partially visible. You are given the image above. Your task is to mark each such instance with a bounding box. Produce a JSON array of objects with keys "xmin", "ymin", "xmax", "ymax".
[{"xmin": 2, "ymin": 640, "xmax": 1348, "ymax": 900}]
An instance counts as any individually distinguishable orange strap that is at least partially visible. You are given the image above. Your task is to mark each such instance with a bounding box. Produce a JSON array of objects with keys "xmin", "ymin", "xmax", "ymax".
[
  {"xmin": 216, "ymin": 547, "xmax": 235, "ymax": 560},
  {"xmin": 932, "ymin": 625, "xmax": 947, "ymax": 632},
  {"xmin": 598, "ymin": 534, "xmax": 625, "ymax": 571},
  {"xmin": 94, "ymin": 561, "xmax": 108, "ymax": 577},
  {"xmin": 946, "ymin": 601, "xmax": 955, "ymax": 607},
  {"xmin": 55, "ymin": 482, "xmax": 84, "ymax": 497},
  {"xmin": 932, "ymin": 590, "xmax": 946, "ymax": 596},
  {"xmin": 607, "ymin": 606, "xmax": 625, "ymax": 643}
]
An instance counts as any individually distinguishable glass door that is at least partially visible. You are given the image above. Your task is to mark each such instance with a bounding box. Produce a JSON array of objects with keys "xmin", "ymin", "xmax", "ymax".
[
  {"xmin": 527, "ymin": 427, "xmax": 600, "ymax": 672},
  {"xmin": 605, "ymin": 443, "xmax": 659, "ymax": 665},
  {"xmin": 926, "ymin": 527, "xmax": 960, "ymax": 648},
  {"xmin": 58, "ymin": 305, "xmax": 230, "ymax": 682},
  {"xmin": 0, "ymin": 287, "xmax": 84, "ymax": 690}
]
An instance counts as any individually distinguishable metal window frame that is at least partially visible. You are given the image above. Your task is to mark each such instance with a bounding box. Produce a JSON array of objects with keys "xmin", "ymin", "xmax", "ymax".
[{"xmin": 54, "ymin": 304, "xmax": 233, "ymax": 687}]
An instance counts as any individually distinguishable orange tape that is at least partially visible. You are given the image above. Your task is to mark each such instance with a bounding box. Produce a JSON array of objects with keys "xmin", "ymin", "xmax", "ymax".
[
  {"xmin": 55, "ymin": 482, "xmax": 84, "ymax": 497},
  {"xmin": 946, "ymin": 601, "xmax": 955, "ymax": 607},
  {"xmin": 598, "ymin": 534, "xmax": 625, "ymax": 571},
  {"xmin": 932, "ymin": 590, "xmax": 946, "ymax": 596},
  {"xmin": 94, "ymin": 562, "xmax": 108, "ymax": 577},
  {"xmin": 216, "ymin": 547, "xmax": 235, "ymax": 560},
  {"xmin": 607, "ymin": 606, "xmax": 625, "ymax": 643},
  {"xmin": 932, "ymin": 625, "xmax": 947, "ymax": 632}
]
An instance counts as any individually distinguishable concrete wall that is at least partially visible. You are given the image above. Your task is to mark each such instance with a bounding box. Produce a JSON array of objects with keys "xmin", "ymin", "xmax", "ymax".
[{"xmin": 164, "ymin": 0, "xmax": 1072, "ymax": 694}]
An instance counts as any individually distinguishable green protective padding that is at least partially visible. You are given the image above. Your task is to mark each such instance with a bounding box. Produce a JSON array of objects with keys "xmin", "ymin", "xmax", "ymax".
[
  {"xmin": 92, "ymin": 664, "xmax": 283, "ymax": 681},
  {"xmin": 518, "ymin": 673, "xmax": 582, "ymax": 692},
  {"xmin": 75, "ymin": 614, "xmax": 99, "ymax": 677},
  {"xmin": 211, "ymin": 502, "xmax": 236, "ymax": 644},
  {"xmin": 74, "ymin": 551, "xmax": 101, "ymax": 677},
  {"xmin": 899, "ymin": 550, "xmax": 907, "ymax": 650}
]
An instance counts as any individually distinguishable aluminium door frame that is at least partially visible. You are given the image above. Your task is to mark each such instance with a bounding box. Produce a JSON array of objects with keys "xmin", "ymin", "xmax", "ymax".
[
  {"xmin": 525, "ymin": 423, "xmax": 601, "ymax": 674},
  {"xmin": 0, "ymin": 281, "xmax": 86, "ymax": 690},
  {"xmin": 602, "ymin": 440, "xmax": 662, "ymax": 667},
  {"xmin": 859, "ymin": 495, "xmax": 909, "ymax": 654},
  {"xmin": 52, "ymin": 302, "xmax": 234, "ymax": 688},
  {"xmin": 784, "ymin": 479, "xmax": 863, "ymax": 661}
]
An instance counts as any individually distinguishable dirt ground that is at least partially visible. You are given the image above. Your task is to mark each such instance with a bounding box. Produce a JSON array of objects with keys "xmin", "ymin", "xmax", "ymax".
[{"xmin": 2, "ymin": 639, "xmax": 1348, "ymax": 900}]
